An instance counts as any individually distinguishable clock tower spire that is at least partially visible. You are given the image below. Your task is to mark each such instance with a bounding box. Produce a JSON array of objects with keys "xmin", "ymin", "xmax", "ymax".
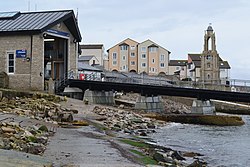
[{"xmin": 200, "ymin": 24, "xmax": 220, "ymax": 85}]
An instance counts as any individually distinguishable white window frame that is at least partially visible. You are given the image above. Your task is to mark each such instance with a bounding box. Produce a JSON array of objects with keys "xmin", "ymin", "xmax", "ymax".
[
  {"xmin": 141, "ymin": 47, "xmax": 146, "ymax": 52},
  {"xmin": 112, "ymin": 60, "xmax": 117, "ymax": 65},
  {"xmin": 160, "ymin": 63, "xmax": 165, "ymax": 68},
  {"xmin": 7, "ymin": 51, "xmax": 15, "ymax": 74},
  {"xmin": 141, "ymin": 62, "xmax": 146, "ymax": 67},
  {"xmin": 131, "ymin": 61, "xmax": 135, "ymax": 66},
  {"xmin": 112, "ymin": 52, "xmax": 117, "ymax": 60},
  {"xmin": 160, "ymin": 54, "xmax": 165, "ymax": 61},
  {"xmin": 141, "ymin": 54, "xmax": 146, "ymax": 59},
  {"xmin": 122, "ymin": 55, "xmax": 126, "ymax": 61},
  {"xmin": 152, "ymin": 59, "xmax": 155, "ymax": 64},
  {"xmin": 149, "ymin": 47, "xmax": 157, "ymax": 52},
  {"xmin": 131, "ymin": 52, "xmax": 135, "ymax": 57},
  {"xmin": 120, "ymin": 45, "xmax": 128, "ymax": 50},
  {"xmin": 130, "ymin": 46, "xmax": 135, "ymax": 50}
]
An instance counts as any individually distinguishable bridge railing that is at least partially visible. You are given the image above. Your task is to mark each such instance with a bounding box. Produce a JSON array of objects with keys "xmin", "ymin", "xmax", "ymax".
[{"xmin": 68, "ymin": 70, "xmax": 250, "ymax": 93}]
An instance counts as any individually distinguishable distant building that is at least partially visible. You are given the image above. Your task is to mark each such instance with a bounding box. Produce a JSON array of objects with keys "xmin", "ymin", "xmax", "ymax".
[
  {"xmin": 80, "ymin": 44, "xmax": 105, "ymax": 66},
  {"xmin": 107, "ymin": 38, "xmax": 170, "ymax": 75},
  {"xmin": 168, "ymin": 60, "xmax": 188, "ymax": 80},
  {"xmin": 107, "ymin": 38, "xmax": 139, "ymax": 73},
  {"xmin": 186, "ymin": 25, "xmax": 231, "ymax": 84},
  {"xmin": 78, "ymin": 55, "xmax": 99, "ymax": 66},
  {"xmin": 0, "ymin": 10, "xmax": 81, "ymax": 91},
  {"xmin": 187, "ymin": 54, "xmax": 230, "ymax": 83}
]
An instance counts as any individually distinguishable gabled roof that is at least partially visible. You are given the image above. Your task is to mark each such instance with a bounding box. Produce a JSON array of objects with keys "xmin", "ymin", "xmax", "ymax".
[
  {"xmin": 169, "ymin": 60, "xmax": 187, "ymax": 66},
  {"xmin": 140, "ymin": 39, "xmax": 171, "ymax": 54},
  {"xmin": 80, "ymin": 44, "xmax": 103, "ymax": 50},
  {"xmin": 78, "ymin": 55, "xmax": 95, "ymax": 61},
  {"xmin": 107, "ymin": 38, "xmax": 139, "ymax": 52},
  {"xmin": 0, "ymin": 10, "xmax": 81, "ymax": 41}
]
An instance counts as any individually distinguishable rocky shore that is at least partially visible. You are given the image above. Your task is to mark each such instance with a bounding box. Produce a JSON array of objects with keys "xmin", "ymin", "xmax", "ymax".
[
  {"xmin": 0, "ymin": 90, "xmax": 207, "ymax": 167},
  {"xmin": 92, "ymin": 105, "xmax": 207, "ymax": 167}
]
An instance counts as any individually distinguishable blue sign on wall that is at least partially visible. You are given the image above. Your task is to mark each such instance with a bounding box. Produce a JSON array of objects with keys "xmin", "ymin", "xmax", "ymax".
[
  {"xmin": 46, "ymin": 29, "xmax": 70, "ymax": 37},
  {"xmin": 16, "ymin": 50, "xmax": 27, "ymax": 58}
]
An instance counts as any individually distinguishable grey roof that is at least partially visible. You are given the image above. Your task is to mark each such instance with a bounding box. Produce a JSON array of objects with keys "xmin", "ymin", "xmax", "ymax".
[
  {"xmin": 188, "ymin": 54, "xmax": 201, "ymax": 61},
  {"xmin": 79, "ymin": 55, "xmax": 94, "ymax": 61},
  {"xmin": 169, "ymin": 60, "xmax": 187, "ymax": 66},
  {"xmin": 0, "ymin": 10, "xmax": 81, "ymax": 41},
  {"xmin": 78, "ymin": 62, "xmax": 103, "ymax": 72},
  {"xmin": 220, "ymin": 61, "xmax": 231, "ymax": 69},
  {"xmin": 80, "ymin": 44, "xmax": 103, "ymax": 49}
]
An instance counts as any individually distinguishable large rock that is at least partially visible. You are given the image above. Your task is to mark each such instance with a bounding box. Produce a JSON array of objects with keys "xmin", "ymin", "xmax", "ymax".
[{"xmin": 1, "ymin": 127, "xmax": 16, "ymax": 133}]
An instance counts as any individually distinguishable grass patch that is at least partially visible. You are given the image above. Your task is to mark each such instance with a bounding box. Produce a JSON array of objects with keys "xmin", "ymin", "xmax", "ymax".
[
  {"xmin": 119, "ymin": 139, "xmax": 150, "ymax": 148},
  {"xmin": 130, "ymin": 149, "xmax": 158, "ymax": 165}
]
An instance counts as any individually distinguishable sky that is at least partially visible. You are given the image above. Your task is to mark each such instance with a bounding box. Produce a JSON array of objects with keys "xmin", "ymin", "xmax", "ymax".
[{"xmin": 1, "ymin": 0, "xmax": 250, "ymax": 79}]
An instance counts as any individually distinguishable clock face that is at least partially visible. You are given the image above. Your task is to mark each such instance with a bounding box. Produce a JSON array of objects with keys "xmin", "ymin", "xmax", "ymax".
[{"xmin": 206, "ymin": 55, "xmax": 212, "ymax": 60}]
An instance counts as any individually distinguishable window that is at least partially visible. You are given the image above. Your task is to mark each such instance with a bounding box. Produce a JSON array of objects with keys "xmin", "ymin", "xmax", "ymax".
[
  {"xmin": 112, "ymin": 60, "xmax": 117, "ymax": 65},
  {"xmin": 131, "ymin": 52, "xmax": 135, "ymax": 57},
  {"xmin": 160, "ymin": 63, "xmax": 165, "ymax": 68},
  {"xmin": 122, "ymin": 55, "xmax": 126, "ymax": 61},
  {"xmin": 152, "ymin": 68, "xmax": 155, "ymax": 72},
  {"xmin": 131, "ymin": 61, "xmax": 135, "ymax": 65},
  {"xmin": 141, "ymin": 47, "xmax": 146, "ymax": 52},
  {"xmin": 112, "ymin": 52, "xmax": 117, "ymax": 59},
  {"xmin": 7, "ymin": 52, "xmax": 15, "ymax": 74},
  {"xmin": 207, "ymin": 63, "xmax": 211, "ymax": 68},
  {"xmin": 141, "ymin": 54, "xmax": 146, "ymax": 59},
  {"xmin": 152, "ymin": 59, "xmax": 155, "ymax": 63},
  {"xmin": 160, "ymin": 54, "xmax": 165, "ymax": 61},
  {"xmin": 142, "ymin": 63, "xmax": 146, "ymax": 67},
  {"xmin": 176, "ymin": 67, "xmax": 180, "ymax": 70},
  {"xmin": 122, "ymin": 65, "xmax": 126, "ymax": 70},
  {"xmin": 130, "ymin": 46, "xmax": 135, "ymax": 50},
  {"xmin": 120, "ymin": 45, "xmax": 128, "ymax": 50},
  {"xmin": 149, "ymin": 47, "xmax": 157, "ymax": 52}
]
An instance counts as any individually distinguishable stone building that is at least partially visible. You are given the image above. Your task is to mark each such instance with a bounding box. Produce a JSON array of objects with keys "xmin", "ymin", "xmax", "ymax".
[
  {"xmin": 0, "ymin": 10, "xmax": 81, "ymax": 91},
  {"xmin": 200, "ymin": 24, "xmax": 220, "ymax": 84}
]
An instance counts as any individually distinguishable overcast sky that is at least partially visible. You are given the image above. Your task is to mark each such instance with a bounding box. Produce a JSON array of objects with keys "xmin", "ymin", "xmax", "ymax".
[{"xmin": 1, "ymin": 0, "xmax": 250, "ymax": 79}]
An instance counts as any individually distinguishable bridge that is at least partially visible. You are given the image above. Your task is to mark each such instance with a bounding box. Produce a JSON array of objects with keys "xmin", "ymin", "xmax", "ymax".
[{"xmin": 68, "ymin": 79, "xmax": 250, "ymax": 103}]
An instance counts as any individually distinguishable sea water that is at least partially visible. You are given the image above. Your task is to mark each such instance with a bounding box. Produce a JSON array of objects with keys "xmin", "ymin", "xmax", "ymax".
[{"xmin": 150, "ymin": 115, "xmax": 250, "ymax": 167}]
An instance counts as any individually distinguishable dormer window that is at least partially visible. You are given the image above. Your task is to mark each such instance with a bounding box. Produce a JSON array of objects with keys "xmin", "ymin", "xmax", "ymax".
[{"xmin": 120, "ymin": 45, "xmax": 128, "ymax": 50}]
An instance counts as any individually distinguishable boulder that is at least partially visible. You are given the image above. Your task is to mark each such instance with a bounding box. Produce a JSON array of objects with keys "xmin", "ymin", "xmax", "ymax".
[{"xmin": 1, "ymin": 127, "xmax": 16, "ymax": 134}]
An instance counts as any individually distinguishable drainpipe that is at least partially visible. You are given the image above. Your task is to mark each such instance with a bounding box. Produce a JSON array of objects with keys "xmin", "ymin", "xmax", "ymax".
[{"xmin": 30, "ymin": 35, "xmax": 33, "ymax": 89}]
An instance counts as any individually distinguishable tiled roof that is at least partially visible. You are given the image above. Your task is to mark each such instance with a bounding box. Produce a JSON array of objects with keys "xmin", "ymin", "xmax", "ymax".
[{"xmin": 0, "ymin": 10, "xmax": 81, "ymax": 41}]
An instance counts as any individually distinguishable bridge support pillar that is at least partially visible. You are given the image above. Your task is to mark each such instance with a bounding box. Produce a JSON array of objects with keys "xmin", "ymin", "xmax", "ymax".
[
  {"xmin": 191, "ymin": 99, "xmax": 215, "ymax": 115},
  {"xmin": 135, "ymin": 95, "xmax": 164, "ymax": 112},
  {"xmin": 83, "ymin": 89, "xmax": 114, "ymax": 105}
]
